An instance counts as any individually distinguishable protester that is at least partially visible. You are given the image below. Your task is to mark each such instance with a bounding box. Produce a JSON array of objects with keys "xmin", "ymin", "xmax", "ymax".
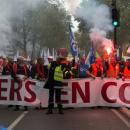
[
  {"xmin": 105, "ymin": 57, "xmax": 119, "ymax": 78},
  {"xmin": 63, "ymin": 64, "xmax": 73, "ymax": 79},
  {"xmin": 44, "ymin": 57, "xmax": 64, "ymax": 114},
  {"xmin": 2, "ymin": 58, "xmax": 13, "ymax": 75},
  {"xmin": 0, "ymin": 57, "xmax": 4, "ymax": 75},
  {"xmin": 118, "ymin": 59, "xmax": 125, "ymax": 78},
  {"xmin": 12, "ymin": 56, "xmax": 28, "ymax": 111},
  {"xmin": 70, "ymin": 59, "xmax": 78, "ymax": 78},
  {"xmin": 29, "ymin": 59, "xmax": 37, "ymax": 79},
  {"xmin": 35, "ymin": 58, "xmax": 44, "ymax": 81},
  {"xmin": 45, "ymin": 56, "xmax": 54, "ymax": 78},
  {"xmin": 89, "ymin": 58, "xmax": 104, "ymax": 78},
  {"xmin": 59, "ymin": 57, "xmax": 72, "ymax": 79},
  {"xmin": 122, "ymin": 59, "xmax": 130, "ymax": 80},
  {"xmin": 78, "ymin": 57, "xmax": 89, "ymax": 78},
  {"xmin": 48, "ymin": 56, "xmax": 53, "ymax": 68}
]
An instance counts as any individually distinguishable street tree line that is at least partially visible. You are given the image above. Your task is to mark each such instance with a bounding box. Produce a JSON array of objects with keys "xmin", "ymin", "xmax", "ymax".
[
  {"xmin": 7, "ymin": 0, "xmax": 130, "ymax": 59},
  {"xmin": 8, "ymin": 0, "xmax": 71, "ymax": 59}
]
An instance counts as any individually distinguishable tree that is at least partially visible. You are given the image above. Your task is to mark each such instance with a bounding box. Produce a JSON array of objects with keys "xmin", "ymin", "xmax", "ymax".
[
  {"xmin": 10, "ymin": 6, "xmax": 32, "ymax": 54},
  {"xmin": 74, "ymin": 18, "xmax": 91, "ymax": 54},
  {"xmin": 9, "ymin": 0, "xmax": 71, "ymax": 58},
  {"xmin": 34, "ymin": 1, "xmax": 71, "ymax": 49}
]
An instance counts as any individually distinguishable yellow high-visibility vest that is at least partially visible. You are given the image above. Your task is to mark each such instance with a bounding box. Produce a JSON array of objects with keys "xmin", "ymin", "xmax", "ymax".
[
  {"xmin": 48, "ymin": 63, "xmax": 51, "ymax": 69},
  {"xmin": 54, "ymin": 65, "xmax": 63, "ymax": 82}
]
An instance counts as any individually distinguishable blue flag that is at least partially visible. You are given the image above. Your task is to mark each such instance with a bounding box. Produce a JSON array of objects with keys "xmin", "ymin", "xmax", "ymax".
[
  {"xmin": 69, "ymin": 24, "xmax": 78, "ymax": 56},
  {"xmin": 89, "ymin": 47, "xmax": 95, "ymax": 64},
  {"xmin": 85, "ymin": 47, "xmax": 95, "ymax": 67}
]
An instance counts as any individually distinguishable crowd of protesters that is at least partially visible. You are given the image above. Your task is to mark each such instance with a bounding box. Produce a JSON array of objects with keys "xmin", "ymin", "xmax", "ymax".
[
  {"xmin": 1, "ymin": 54, "xmax": 130, "ymax": 80},
  {"xmin": 0, "ymin": 54, "xmax": 130, "ymax": 113}
]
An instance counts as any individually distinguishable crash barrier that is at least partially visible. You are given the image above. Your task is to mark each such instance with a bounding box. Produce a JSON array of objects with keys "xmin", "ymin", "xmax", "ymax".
[{"xmin": 0, "ymin": 76, "xmax": 130, "ymax": 107}]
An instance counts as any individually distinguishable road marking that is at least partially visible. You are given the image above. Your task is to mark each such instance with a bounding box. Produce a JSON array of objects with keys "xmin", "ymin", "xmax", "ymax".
[
  {"xmin": 7, "ymin": 111, "xmax": 28, "ymax": 130},
  {"xmin": 112, "ymin": 109, "xmax": 130, "ymax": 128},
  {"xmin": 120, "ymin": 107, "xmax": 130, "ymax": 118}
]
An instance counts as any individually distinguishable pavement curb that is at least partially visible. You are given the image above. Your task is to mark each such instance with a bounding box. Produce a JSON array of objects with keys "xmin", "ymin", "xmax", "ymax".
[{"xmin": 119, "ymin": 107, "xmax": 130, "ymax": 119}]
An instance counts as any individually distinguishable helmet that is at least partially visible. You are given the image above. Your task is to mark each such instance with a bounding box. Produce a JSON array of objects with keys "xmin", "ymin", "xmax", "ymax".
[{"xmin": 48, "ymin": 56, "xmax": 53, "ymax": 59}]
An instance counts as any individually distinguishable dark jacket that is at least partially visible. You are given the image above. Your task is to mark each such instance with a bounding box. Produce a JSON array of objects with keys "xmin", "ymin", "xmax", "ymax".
[
  {"xmin": 2, "ymin": 63, "xmax": 13, "ymax": 75},
  {"xmin": 30, "ymin": 64, "xmax": 36, "ymax": 79},
  {"xmin": 44, "ymin": 61, "xmax": 65, "ymax": 89},
  {"xmin": 44, "ymin": 61, "xmax": 57, "ymax": 89}
]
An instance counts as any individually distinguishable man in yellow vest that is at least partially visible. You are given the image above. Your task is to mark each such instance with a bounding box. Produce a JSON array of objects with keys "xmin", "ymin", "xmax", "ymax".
[
  {"xmin": 44, "ymin": 57, "xmax": 64, "ymax": 114},
  {"xmin": 48, "ymin": 56, "xmax": 53, "ymax": 69}
]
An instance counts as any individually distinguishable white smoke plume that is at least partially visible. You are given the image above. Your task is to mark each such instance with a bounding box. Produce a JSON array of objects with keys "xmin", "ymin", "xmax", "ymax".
[
  {"xmin": 74, "ymin": 0, "xmax": 114, "ymax": 53},
  {"xmin": 63, "ymin": 0, "xmax": 82, "ymax": 15}
]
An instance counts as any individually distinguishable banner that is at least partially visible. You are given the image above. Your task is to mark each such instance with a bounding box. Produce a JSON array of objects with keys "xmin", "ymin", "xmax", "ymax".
[{"xmin": 0, "ymin": 76, "xmax": 130, "ymax": 107}]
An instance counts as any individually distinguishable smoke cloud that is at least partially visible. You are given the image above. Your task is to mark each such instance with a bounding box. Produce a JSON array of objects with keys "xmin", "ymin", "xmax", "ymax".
[
  {"xmin": 63, "ymin": 0, "xmax": 82, "ymax": 15},
  {"xmin": 0, "ymin": 0, "xmax": 113, "ymax": 55},
  {"xmin": 65, "ymin": 0, "xmax": 114, "ymax": 53}
]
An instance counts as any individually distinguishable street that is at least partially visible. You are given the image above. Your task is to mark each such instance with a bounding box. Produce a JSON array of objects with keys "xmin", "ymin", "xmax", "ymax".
[
  {"xmin": 0, "ymin": 0, "xmax": 130, "ymax": 129},
  {"xmin": 0, "ymin": 106, "xmax": 130, "ymax": 130}
]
